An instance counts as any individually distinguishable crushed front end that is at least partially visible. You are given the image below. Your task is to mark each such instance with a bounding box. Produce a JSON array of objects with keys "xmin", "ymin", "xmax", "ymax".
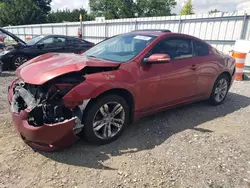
[{"xmin": 8, "ymin": 73, "xmax": 88, "ymax": 151}]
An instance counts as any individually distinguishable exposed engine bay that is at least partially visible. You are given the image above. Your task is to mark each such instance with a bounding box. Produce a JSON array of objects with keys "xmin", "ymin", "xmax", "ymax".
[
  {"xmin": 0, "ymin": 42, "xmax": 24, "ymax": 51},
  {"xmin": 12, "ymin": 75, "xmax": 84, "ymax": 134},
  {"xmin": 11, "ymin": 71, "xmax": 88, "ymax": 134},
  {"xmin": 11, "ymin": 66, "xmax": 118, "ymax": 134}
]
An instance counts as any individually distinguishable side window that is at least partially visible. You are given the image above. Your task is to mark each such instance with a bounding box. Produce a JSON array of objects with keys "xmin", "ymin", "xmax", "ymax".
[
  {"xmin": 67, "ymin": 38, "xmax": 85, "ymax": 45},
  {"xmin": 148, "ymin": 38, "xmax": 193, "ymax": 60},
  {"xmin": 40, "ymin": 37, "xmax": 54, "ymax": 44},
  {"xmin": 195, "ymin": 40, "xmax": 209, "ymax": 56},
  {"xmin": 39, "ymin": 37, "xmax": 66, "ymax": 46},
  {"xmin": 56, "ymin": 37, "xmax": 66, "ymax": 44}
]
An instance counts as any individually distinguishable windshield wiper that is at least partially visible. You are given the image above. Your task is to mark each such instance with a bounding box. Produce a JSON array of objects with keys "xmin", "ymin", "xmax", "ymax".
[
  {"xmin": 87, "ymin": 55, "xmax": 98, "ymax": 58},
  {"xmin": 87, "ymin": 55, "xmax": 105, "ymax": 61}
]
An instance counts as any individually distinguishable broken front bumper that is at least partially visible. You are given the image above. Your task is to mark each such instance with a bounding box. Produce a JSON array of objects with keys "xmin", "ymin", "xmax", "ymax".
[
  {"xmin": 12, "ymin": 111, "xmax": 79, "ymax": 151},
  {"xmin": 8, "ymin": 79, "xmax": 80, "ymax": 152}
]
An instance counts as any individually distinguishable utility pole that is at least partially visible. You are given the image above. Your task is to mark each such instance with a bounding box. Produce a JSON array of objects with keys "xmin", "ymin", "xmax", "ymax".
[{"xmin": 79, "ymin": 14, "xmax": 83, "ymax": 39}]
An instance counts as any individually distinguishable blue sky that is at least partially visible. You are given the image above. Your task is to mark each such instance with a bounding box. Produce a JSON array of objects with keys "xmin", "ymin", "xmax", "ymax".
[{"xmin": 51, "ymin": 0, "xmax": 250, "ymax": 14}]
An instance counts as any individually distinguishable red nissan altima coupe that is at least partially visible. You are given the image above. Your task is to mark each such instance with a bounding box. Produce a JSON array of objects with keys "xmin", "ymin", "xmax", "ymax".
[{"xmin": 8, "ymin": 30, "xmax": 236, "ymax": 151}]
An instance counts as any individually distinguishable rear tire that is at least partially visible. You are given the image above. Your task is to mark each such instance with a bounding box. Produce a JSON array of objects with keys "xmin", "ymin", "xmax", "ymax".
[
  {"xmin": 81, "ymin": 94, "xmax": 129, "ymax": 145},
  {"xmin": 209, "ymin": 74, "xmax": 230, "ymax": 106},
  {"xmin": 12, "ymin": 55, "xmax": 28, "ymax": 70}
]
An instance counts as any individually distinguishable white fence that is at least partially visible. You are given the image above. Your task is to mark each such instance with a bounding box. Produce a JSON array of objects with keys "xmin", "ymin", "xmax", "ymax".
[{"xmin": 3, "ymin": 10, "xmax": 250, "ymax": 54}]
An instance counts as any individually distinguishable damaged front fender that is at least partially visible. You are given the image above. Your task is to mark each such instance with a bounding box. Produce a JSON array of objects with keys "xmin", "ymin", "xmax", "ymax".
[
  {"xmin": 8, "ymin": 79, "xmax": 91, "ymax": 151},
  {"xmin": 62, "ymin": 71, "xmax": 137, "ymax": 104}
]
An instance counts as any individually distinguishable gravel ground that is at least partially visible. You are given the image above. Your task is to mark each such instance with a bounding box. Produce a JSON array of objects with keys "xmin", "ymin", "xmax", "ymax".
[{"xmin": 0, "ymin": 72, "xmax": 250, "ymax": 188}]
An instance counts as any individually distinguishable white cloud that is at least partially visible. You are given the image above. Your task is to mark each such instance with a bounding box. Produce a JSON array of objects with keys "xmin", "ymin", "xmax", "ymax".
[
  {"xmin": 51, "ymin": 0, "xmax": 250, "ymax": 13},
  {"xmin": 236, "ymin": 1, "xmax": 250, "ymax": 11},
  {"xmin": 51, "ymin": 0, "xmax": 89, "ymax": 11},
  {"xmin": 174, "ymin": 0, "xmax": 250, "ymax": 13}
]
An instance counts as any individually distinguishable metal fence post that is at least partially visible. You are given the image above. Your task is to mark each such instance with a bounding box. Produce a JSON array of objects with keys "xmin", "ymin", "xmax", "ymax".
[
  {"xmin": 65, "ymin": 24, "xmax": 68, "ymax": 36},
  {"xmin": 23, "ymin": 27, "xmax": 26, "ymax": 40},
  {"xmin": 240, "ymin": 12, "xmax": 248, "ymax": 40},
  {"xmin": 178, "ymin": 17, "xmax": 182, "ymax": 33},
  {"xmin": 51, "ymin": 25, "xmax": 54, "ymax": 34},
  {"xmin": 40, "ymin": 25, "xmax": 43, "ymax": 35},
  {"xmin": 105, "ymin": 22, "xmax": 108, "ymax": 38},
  {"xmin": 17, "ymin": 27, "xmax": 19, "ymax": 38},
  {"xmin": 135, "ymin": 20, "xmax": 138, "ymax": 30},
  {"xmin": 31, "ymin": 27, "xmax": 33, "ymax": 37}
]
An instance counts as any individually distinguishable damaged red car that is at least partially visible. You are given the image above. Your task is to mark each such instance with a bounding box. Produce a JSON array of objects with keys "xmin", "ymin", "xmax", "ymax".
[{"xmin": 8, "ymin": 30, "xmax": 235, "ymax": 151}]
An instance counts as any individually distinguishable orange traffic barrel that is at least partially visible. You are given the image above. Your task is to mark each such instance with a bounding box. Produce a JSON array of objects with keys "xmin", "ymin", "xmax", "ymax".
[
  {"xmin": 232, "ymin": 51, "xmax": 247, "ymax": 81},
  {"xmin": 26, "ymin": 36, "xmax": 31, "ymax": 41}
]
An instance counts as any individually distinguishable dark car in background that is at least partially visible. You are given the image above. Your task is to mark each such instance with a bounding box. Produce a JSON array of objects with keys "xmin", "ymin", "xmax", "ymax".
[
  {"xmin": 0, "ymin": 28, "xmax": 94, "ymax": 70},
  {"xmin": 0, "ymin": 43, "xmax": 4, "ymax": 51}
]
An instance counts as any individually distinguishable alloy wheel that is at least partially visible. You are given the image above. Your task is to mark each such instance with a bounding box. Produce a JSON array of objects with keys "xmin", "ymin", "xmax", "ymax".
[
  {"xmin": 214, "ymin": 78, "xmax": 228, "ymax": 103},
  {"xmin": 14, "ymin": 57, "xmax": 28, "ymax": 68},
  {"xmin": 92, "ymin": 102, "xmax": 125, "ymax": 139}
]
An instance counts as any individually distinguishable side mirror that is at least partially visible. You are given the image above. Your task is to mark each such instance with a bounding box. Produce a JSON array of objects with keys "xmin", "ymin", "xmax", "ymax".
[
  {"xmin": 37, "ymin": 43, "xmax": 44, "ymax": 49},
  {"xmin": 143, "ymin": 54, "xmax": 171, "ymax": 65}
]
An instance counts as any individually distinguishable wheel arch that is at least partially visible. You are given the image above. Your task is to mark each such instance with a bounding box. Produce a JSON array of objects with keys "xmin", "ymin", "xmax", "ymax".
[{"xmin": 220, "ymin": 71, "xmax": 232, "ymax": 84}]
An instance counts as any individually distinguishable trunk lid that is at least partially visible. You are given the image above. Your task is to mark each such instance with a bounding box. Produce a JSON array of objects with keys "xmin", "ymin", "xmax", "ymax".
[{"xmin": 0, "ymin": 28, "xmax": 26, "ymax": 45}]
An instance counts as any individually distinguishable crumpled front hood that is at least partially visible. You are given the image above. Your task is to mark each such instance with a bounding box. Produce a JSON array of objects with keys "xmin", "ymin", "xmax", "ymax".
[{"xmin": 16, "ymin": 53, "xmax": 120, "ymax": 85}]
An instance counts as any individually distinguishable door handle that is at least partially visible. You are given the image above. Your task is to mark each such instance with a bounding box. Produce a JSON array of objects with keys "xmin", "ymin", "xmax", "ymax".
[{"xmin": 190, "ymin": 64, "xmax": 197, "ymax": 70}]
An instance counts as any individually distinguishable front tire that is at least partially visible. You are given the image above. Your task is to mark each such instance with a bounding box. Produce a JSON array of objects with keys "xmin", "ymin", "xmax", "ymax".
[
  {"xmin": 81, "ymin": 94, "xmax": 129, "ymax": 145},
  {"xmin": 209, "ymin": 74, "xmax": 230, "ymax": 106}
]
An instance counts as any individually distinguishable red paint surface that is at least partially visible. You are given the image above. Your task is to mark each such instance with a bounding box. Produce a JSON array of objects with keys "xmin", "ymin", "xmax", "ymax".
[{"xmin": 9, "ymin": 31, "xmax": 236, "ymax": 151}]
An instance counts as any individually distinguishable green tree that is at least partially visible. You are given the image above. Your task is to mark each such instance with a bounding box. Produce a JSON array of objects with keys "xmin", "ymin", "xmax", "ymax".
[
  {"xmin": 117, "ymin": 0, "xmax": 135, "ymax": 18},
  {"xmin": 0, "ymin": 0, "xmax": 52, "ymax": 14},
  {"xmin": 47, "ymin": 8, "xmax": 94, "ymax": 23},
  {"xmin": 89, "ymin": 0, "xmax": 177, "ymax": 19},
  {"xmin": 0, "ymin": 0, "xmax": 46, "ymax": 27},
  {"xmin": 136, "ymin": 0, "xmax": 177, "ymax": 17},
  {"xmin": 33, "ymin": 0, "xmax": 52, "ymax": 14},
  {"xmin": 179, "ymin": 0, "xmax": 194, "ymax": 15},
  {"xmin": 209, "ymin": 9, "xmax": 220, "ymax": 14},
  {"xmin": 89, "ymin": 0, "xmax": 121, "ymax": 19}
]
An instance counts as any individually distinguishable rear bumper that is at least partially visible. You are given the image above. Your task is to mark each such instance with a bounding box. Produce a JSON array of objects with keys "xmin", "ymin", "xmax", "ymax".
[
  {"xmin": 8, "ymin": 78, "xmax": 79, "ymax": 152},
  {"xmin": 0, "ymin": 55, "xmax": 9, "ymax": 70},
  {"xmin": 0, "ymin": 60, "xmax": 3, "ymax": 73}
]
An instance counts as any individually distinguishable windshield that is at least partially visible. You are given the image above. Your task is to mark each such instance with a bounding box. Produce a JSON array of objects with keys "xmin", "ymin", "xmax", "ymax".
[
  {"xmin": 84, "ymin": 33, "xmax": 157, "ymax": 63},
  {"xmin": 26, "ymin": 35, "xmax": 45, "ymax": 45}
]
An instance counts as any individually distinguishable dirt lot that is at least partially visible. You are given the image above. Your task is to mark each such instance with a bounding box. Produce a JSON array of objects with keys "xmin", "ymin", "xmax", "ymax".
[{"xmin": 0, "ymin": 72, "xmax": 250, "ymax": 188}]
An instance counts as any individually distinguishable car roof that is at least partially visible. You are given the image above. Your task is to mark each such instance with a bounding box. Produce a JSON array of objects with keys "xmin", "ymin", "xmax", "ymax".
[
  {"xmin": 41, "ymin": 34, "xmax": 76, "ymax": 39},
  {"xmin": 130, "ymin": 30, "xmax": 209, "ymax": 43},
  {"xmin": 130, "ymin": 30, "xmax": 171, "ymax": 37}
]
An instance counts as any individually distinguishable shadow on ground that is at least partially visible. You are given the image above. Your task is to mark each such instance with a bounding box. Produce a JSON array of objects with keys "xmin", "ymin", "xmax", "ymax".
[
  {"xmin": 0, "ymin": 71, "xmax": 15, "ymax": 77},
  {"xmin": 40, "ymin": 92, "xmax": 250, "ymax": 169}
]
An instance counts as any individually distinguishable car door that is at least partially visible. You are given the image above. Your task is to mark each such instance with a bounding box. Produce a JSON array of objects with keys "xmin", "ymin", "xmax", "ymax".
[
  {"xmin": 192, "ymin": 39, "xmax": 218, "ymax": 97},
  {"xmin": 36, "ymin": 36, "xmax": 67, "ymax": 55},
  {"xmin": 138, "ymin": 37, "xmax": 199, "ymax": 111}
]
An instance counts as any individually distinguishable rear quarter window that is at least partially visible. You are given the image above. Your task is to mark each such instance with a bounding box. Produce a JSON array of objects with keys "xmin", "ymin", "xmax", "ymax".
[
  {"xmin": 195, "ymin": 40, "xmax": 209, "ymax": 56},
  {"xmin": 67, "ymin": 38, "xmax": 85, "ymax": 45}
]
